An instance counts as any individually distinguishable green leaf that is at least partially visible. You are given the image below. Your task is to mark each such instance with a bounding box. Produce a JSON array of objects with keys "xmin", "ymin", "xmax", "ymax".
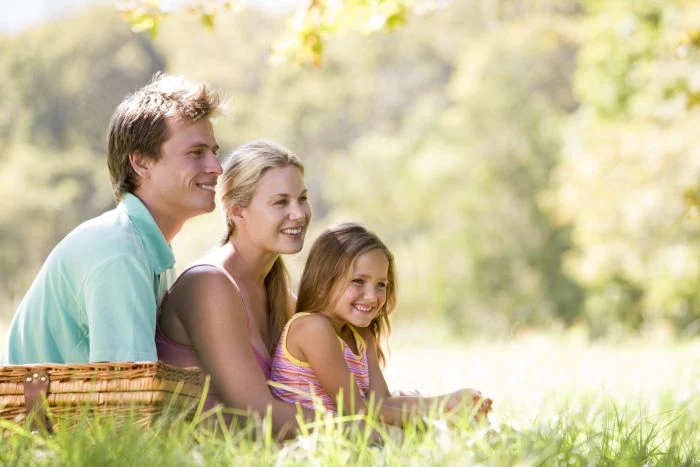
[{"xmin": 200, "ymin": 13, "xmax": 215, "ymax": 30}]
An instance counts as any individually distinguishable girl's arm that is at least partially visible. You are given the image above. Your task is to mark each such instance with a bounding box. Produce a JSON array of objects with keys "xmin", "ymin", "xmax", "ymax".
[
  {"xmin": 289, "ymin": 314, "xmax": 407, "ymax": 426},
  {"xmin": 361, "ymin": 328, "xmax": 492, "ymax": 419},
  {"xmin": 166, "ymin": 266, "xmax": 310, "ymax": 436}
]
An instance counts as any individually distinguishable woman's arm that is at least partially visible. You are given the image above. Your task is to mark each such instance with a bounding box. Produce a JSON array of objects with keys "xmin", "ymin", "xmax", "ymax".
[
  {"xmin": 167, "ymin": 266, "xmax": 309, "ymax": 436},
  {"xmin": 290, "ymin": 315, "xmax": 407, "ymax": 426}
]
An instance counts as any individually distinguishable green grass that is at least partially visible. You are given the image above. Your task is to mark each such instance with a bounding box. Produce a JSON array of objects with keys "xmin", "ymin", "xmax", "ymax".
[
  {"xmin": 1, "ymin": 332, "xmax": 699, "ymax": 466},
  {"xmin": 1, "ymin": 394, "xmax": 697, "ymax": 466}
]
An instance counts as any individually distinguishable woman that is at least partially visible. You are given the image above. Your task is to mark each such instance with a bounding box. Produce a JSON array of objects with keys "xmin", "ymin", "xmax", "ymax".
[{"xmin": 156, "ymin": 140, "xmax": 311, "ymax": 435}]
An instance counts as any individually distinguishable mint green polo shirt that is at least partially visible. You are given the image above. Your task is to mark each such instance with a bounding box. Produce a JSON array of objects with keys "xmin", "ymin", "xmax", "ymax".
[{"xmin": 1, "ymin": 193, "xmax": 176, "ymax": 364}]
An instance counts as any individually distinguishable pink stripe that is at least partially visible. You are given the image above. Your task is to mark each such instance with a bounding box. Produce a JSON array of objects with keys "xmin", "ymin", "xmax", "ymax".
[{"xmin": 270, "ymin": 314, "xmax": 370, "ymax": 412}]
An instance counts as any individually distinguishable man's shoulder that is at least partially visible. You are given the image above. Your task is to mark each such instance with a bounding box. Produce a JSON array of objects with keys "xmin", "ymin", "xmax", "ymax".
[{"xmin": 57, "ymin": 205, "xmax": 145, "ymax": 260}]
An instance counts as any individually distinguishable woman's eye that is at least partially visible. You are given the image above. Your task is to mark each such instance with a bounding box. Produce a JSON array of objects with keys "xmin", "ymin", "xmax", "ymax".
[
  {"xmin": 377, "ymin": 282, "xmax": 387, "ymax": 289},
  {"xmin": 275, "ymin": 199, "xmax": 289, "ymax": 206},
  {"xmin": 299, "ymin": 195, "xmax": 308, "ymax": 202},
  {"xmin": 352, "ymin": 278, "xmax": 364, "ymax": 285}
]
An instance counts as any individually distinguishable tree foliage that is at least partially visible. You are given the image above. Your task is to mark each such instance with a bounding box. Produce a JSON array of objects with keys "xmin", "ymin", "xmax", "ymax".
[
  {"xmin": 117, "ymin": 0, "xmax": 425, "ymax": 66},
  {"xmin": 3, "ymin": 0, "xmax": 700, "ymax": 339},
  {"xmin": 0, "ymin": 7, "xmax": 164, "ymax": 305},
  {"xmin": 549, "ymin": 0, "xmax": 700, "ymax": 335}
]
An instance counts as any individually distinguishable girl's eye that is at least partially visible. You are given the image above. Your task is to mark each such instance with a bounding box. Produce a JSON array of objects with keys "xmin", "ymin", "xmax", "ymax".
[
  {"xmin": 190, "ymin": 150, "xmax": 203, "ymax": 157},
  {"xmin": 275, "ymin": 199, "xmax": 289, "ymax": 206},
  {"xmin": 299, "ymin": 195, "xmax": 308, "ymax": 203},
  {"xmin": 377, "ymin": 282, "xmax": 387, "ymax": 289},
  {"xmin": 352, "ymin": 278, "xmax": 364, "ymax": 285}
]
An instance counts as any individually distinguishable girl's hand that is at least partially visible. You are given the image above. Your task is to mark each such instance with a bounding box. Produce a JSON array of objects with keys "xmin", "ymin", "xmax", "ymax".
[{"xmin": 444, "ymin": 388, "xmax": 493, "ymax": 420}]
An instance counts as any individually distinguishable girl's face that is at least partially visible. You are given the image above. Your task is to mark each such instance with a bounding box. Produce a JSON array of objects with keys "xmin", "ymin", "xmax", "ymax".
[
  {"xmin": 322, "ymin": 248, "xmax": 389, "ymax": 332},
  {"xmin": 238, "ymin": 165, "xmax": 311, "ymax": 254}
]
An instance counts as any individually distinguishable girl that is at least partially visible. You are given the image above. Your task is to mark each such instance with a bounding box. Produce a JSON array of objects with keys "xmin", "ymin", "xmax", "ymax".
[
  {"xmin": 157, "ymin": 140, "xmax": 313, "ymax": 436},
  {"xmin": 270, "ymin": 223, "xmax": 491, "ymax": 426}
]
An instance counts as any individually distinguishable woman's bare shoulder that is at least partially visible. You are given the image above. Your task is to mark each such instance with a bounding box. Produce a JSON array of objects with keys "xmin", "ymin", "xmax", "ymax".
[{"xmin": 167, "ymin": 264, "xmax": 244, "ymax": 315}]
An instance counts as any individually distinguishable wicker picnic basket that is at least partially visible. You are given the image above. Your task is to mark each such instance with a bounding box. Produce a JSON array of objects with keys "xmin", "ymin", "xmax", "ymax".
[{"xmin": 0, "ymin": 361, "xmax": 204, "ymax": 429}]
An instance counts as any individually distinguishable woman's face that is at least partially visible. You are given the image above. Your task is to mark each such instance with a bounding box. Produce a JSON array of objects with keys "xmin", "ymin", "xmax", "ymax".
[{"xmin": 239, "ymin": 165, "xmax": 311, "ymax": 254}]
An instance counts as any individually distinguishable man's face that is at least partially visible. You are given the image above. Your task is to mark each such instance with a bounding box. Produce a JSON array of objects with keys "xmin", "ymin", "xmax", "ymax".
[{"xmin": 143, "ymin": 118, "xmax": 221, "ymax": 224}]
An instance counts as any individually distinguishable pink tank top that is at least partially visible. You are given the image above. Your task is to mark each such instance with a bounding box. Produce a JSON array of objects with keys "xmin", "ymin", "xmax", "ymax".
[
  {"xmin": 270, "ymin": 313, "xmax": 370, "ymax": 412},
  {"xmin": 156, "ymin": 264, "xmax": 272, "ymax": 409}
]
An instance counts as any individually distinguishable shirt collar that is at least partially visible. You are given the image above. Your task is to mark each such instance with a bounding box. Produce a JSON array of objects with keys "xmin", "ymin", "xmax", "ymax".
[{"xmin": 120, "ymin": 193, "xmax": 175, "ymax": 273}]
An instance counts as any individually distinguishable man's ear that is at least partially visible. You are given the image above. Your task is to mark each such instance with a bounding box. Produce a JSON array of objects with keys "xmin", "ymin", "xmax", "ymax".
[{"xmin": 128, "ymin": 153, "xmax": 151, "ymax": 178}]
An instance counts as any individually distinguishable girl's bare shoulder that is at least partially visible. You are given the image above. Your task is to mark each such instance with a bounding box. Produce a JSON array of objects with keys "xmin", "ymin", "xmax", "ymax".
[{"xmin": 289, "ymin": 313, "xmax": 336, "ymax": 336}]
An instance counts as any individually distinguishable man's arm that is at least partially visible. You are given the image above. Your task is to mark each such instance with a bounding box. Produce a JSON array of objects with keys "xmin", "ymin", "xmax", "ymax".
[{"xmin": 83, "ymin": 254, "xmax": 158, "ymax": 362}]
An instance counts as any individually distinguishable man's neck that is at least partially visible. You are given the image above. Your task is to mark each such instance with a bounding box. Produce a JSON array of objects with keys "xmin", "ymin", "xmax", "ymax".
[{"xmin": 131, "ymin": 191, "xmax": 183, "ymax": 243}]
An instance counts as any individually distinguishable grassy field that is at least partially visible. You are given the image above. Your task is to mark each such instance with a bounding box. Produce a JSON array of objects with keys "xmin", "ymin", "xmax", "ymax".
[{"xmin": 1, "ymin": 323, "xmax": 699, "ymax": 466}]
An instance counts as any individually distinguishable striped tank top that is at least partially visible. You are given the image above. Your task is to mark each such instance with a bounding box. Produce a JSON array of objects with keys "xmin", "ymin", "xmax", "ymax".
[{"xmin": 270, "ymin": 312, "xmax": 370, "ymax": 412}]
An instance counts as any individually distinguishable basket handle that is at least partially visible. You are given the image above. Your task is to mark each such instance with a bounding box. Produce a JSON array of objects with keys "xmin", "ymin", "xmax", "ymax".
[{"xmin": 23, "ymin": 368, "xmax": 52, "ymax": 432}]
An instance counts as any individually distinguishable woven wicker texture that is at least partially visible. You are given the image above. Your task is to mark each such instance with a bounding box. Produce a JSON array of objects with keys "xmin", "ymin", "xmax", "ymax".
[{"xmin": 0, "ymin": 361, "xmax": 204, "ymax": 427}]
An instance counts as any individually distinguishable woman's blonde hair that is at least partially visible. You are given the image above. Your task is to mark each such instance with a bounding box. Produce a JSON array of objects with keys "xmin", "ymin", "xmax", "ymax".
[
  {"xmin": 295, "ymin": 222, "xmax": 397, "ymax": 367},
  {"xmin": 219, "ymin": 140, "xmax": 304, "ymax": 353}
]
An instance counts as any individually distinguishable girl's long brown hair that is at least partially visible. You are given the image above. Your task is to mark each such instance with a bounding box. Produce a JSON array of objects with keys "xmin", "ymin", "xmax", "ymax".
[
  {"xmin": 295, "ymin": 222, "xmax": 397, "ymax": 367},
  {"xmin": 218, "ymin": 140, "xmax": 304, "ymax": 354}
]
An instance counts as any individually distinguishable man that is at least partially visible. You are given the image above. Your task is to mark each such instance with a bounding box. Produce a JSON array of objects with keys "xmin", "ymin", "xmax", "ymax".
[{"xmin": 2, "ymin": 73, "xmax": 223, "ymax": 364}]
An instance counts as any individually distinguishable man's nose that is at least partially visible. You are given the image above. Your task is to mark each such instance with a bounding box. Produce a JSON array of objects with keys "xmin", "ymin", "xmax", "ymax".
[{"xmin": 206, "ymin": 152, "xmax": 223, "ymax": 175}]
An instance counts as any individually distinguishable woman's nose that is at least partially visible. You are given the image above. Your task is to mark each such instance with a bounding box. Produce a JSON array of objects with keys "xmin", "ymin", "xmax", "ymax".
[{"xmin": 289, "ymin": 204, "xmax": 305, "ymax": 221}]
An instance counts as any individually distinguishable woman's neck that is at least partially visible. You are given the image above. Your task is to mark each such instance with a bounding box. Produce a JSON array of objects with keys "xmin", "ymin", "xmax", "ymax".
[{"xmin": 221, "ymin": 237, "xmax": 278, "ymax": 286}]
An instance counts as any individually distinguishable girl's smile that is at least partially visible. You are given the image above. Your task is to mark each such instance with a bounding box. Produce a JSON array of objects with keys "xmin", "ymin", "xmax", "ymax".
[{"xmin": 322, "ymin": 248, "xmax": 389, "ymax": 331}]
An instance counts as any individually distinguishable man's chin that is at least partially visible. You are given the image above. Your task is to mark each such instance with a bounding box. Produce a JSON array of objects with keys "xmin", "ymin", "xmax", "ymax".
[{"xmin": 186, "ymin": 203, "xmax": 217, "ymax": 219}]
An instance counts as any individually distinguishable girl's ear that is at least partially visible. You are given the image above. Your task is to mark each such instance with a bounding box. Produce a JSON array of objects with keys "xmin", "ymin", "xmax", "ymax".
[{"xmin": 128, "ymin": 153, "xmax": 151, "ymax": 178}]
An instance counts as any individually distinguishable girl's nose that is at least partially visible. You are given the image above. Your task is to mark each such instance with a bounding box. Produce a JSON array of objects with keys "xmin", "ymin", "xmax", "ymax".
[{"xmin": 364, "ymin": 288, "xmax": 378, "ymax": 302}]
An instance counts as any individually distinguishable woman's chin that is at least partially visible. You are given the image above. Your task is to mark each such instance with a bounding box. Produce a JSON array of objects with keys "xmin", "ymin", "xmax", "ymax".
[{"xmin": 277, "ymin": 241, "xmax": 305, "ymax": 255}]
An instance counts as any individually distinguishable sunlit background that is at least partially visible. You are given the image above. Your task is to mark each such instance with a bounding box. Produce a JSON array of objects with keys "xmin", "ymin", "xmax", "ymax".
[{"xmin": 1, "ymin": 0, "xmax": 699, "ymax": 409}]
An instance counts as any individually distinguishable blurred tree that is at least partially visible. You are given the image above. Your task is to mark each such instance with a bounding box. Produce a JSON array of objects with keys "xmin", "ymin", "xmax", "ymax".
[
  {"xmin": 322, "ymin": 1, "xmax": 585, "ymax": 335},
  {"xmin": 117, "ymin": 0, "xmax": 432, "ymax": 66},
  {"xmin": 0, "ymin": 6, "xmax": 164, "ymax": 314},
  {"xmin": 549, "ymin": 0, "xmax": 700, "ymax": 336},
  {"xmin": 143, "ymin": 1, "xmax": 587, "ymax": 336}
]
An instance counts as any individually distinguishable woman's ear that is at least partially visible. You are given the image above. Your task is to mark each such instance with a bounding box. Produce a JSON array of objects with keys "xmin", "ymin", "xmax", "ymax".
[
  {"xmin": 128, "ymin": 153, "xmax": 151, "ymax": 178},
  {"xmin": 229, "ymin": 204, "xmax": 245, "ymax": 221}
]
